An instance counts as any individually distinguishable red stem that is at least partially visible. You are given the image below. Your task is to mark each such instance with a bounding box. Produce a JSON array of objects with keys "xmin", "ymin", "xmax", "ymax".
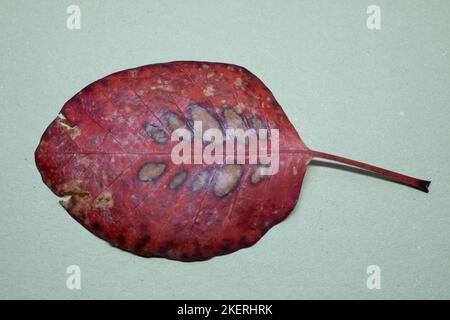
[{"xmin": 308, "ymin": 150, "xmax": 431, "ymax": 193}]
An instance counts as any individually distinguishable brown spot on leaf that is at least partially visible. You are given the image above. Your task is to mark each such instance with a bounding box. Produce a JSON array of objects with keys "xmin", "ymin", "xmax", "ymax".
[
  {"xmin": 57, "ymin": 118, "xmax": 81, "ymax": 139},
  {"xmin": 189, "ymin": 104, "xmax": 222, "ymax": 132},
  {"xmin": 169, "ymin": 170, "xmax": 188, "ymax": 190},
  {"xmin": 213, "ymin": 164, "xmax": 243, "ymax": 197},
  {"xmin": 95, "ymin": 191, "xmax": 114, "ymax": 209},
  {"xmin": 59, "ymin": 180, "xmax": 92, "ymax": 218},
  {"xmin": 144, "ymin": 123, "xmax": 168, "ymax": 144},
  {"xmin": 249, "ymin": 115, "xmax": 267, "ymax": 131},
  {"xmin": 60, "ymin": 193, "xmax": 92, "ymax": 220},
  {"xmin": 164, "ymin": 112, "xmax": 187, "ymax": 131},
  {"xmin": 192, "ymin": 169, "xmax": 210, "ymax": 192},
  {"xmin": 223, "ymin": 108, "xmax": 246, "ymax": 130},
  {"xmin": 60, "ymin": 179, "xmax": 87, "ymax": 196},
  {"xmin": 250, "ymin": 166, "xmax": 265, "ymax": 184},
  {"xmin": 137, "ymin": 162, "xmax": 166, "ymax": 182}
]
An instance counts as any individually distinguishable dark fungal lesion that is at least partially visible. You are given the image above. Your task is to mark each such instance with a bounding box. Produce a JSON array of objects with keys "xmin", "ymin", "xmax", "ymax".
[
  {"xmin": 137, "ymin": 162, "xmax": 166, "ymax": 182},
  {"xmin": 213, "ymin": 164, "xmax": 243, "ymax": 197},
  {"xmin": 192, "ymin": 169, "xmax": 210, "ymax": 192},
  {"xmin": 169, "ymin": 170, "xmax": 188, "ymax": 190},
  {"xmin": 144, "ymin": 123, "xmax": 168, "ymax": 144}
]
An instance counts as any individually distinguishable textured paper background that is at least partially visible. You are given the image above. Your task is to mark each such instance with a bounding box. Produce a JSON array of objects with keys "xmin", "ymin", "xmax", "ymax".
[{"xmin": 1, "ymin": 0, "xmax": 449, "ymax": 299}]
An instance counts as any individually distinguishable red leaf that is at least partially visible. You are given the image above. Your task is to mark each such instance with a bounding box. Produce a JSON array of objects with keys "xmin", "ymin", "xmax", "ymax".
[{"xmin": 35, "ymin": 61, "xmax": 430, "ymax": 261}]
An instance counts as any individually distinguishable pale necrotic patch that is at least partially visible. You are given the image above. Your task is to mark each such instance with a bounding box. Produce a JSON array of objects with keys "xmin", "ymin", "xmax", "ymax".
[
  {"xmin": 169, "ymin": 170, "xmax": 188, "ymax": 190},
  {"xmin": 223, "ymin": 108, "xmax": 246, "ymax": 130},
  {"xmin": 95, "ymin": 191, "xmax": 114, "ymax": 209},
  {"xmin": 188, "ymin": 104, "xmax": 222, "ymax": 132},
  {"xmin": 164, "ymin": 111, "xmax": 188, "ymax": 131},
  {"xmin": 250, "ymin": 166, "xmax": 265, "ymax": 184},
  {"xmin": 213, "ymin": 164, "xmax": 243, "ymax": 197},
  {"xmin": 248, "ymin": 115, "xmax": 267, "ymax": 131},
  {"xmin": 144, "ymin": 123, "xmax": 168, "ymax": 144},
  {"xmin": 60, "ymin": 193, "xmax": 92, "ymax": 220},
  {"xmin": 192, "ymin": 169, "xmax": 210, "ymax": 193},
  {"xmin": 137, "ymin": 162, "xmax": 166, "ymax": 182},
  {"xmin": 57, "ymin": 117, "xmax": 81, "ymax": 139}
]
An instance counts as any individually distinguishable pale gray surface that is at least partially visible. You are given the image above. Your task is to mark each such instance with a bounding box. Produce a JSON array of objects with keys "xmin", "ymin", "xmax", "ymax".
[{"xmin": 0, "ymin": 0, "xmax": 449, "ymax": 299}]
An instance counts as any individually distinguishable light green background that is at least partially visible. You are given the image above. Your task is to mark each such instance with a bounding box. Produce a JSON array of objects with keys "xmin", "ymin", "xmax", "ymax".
[{"xmin": 1, "ymin": 0, "xmax": 449, "ymax": 299}]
